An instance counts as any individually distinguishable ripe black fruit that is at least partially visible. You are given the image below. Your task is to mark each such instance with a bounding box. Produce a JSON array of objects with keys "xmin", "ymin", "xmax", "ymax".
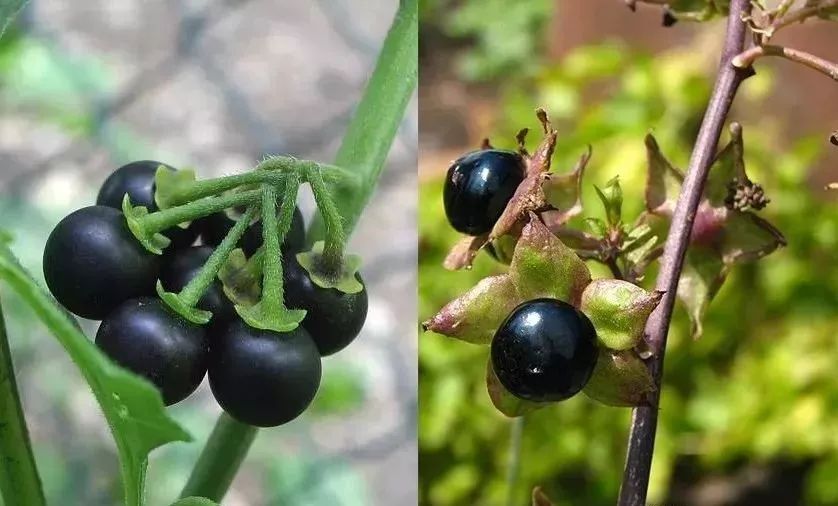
[
  {"xmin": 443, "ymin": 149, "xmax": 525, "ymax": 235},
  {"xmin": 284, "ymin": 256, "xmax": 368, "ymax": 356},
  {"xmin": 491, "ymin": 298, "xmax": 598, "ymax": 402},
  {"xmin": 43, "ymin": 205, "xmax": 159, "ymax": 320},
  {"xmin": 159, "ymin": 246, "xmax": 235, "ymax": 325},
  {"xmin": 208, "ymin": 319, "xmax": 321, "ymax": 427},
  {"xmin": 96, "ymin": 160, "xmax": 198, "ymax": 249},
  {"xmin": 197, "ymin": 206, "xmax": 305, "ymax": 257},
  {"xmin": 96, "ymin": 297, "xmax": 209, "ymax": 405}
]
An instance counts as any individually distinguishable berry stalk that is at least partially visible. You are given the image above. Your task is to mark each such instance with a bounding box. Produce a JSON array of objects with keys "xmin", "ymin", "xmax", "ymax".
[
  {"xmin": 305, "ymin": 164, "xmax": 347, "ymax": 272},
  {"xmin": 618, "ymin": 1, "xmax": 752, "ymax": 504},
  {"xmin": 158, "ymin": 157, "xmax": 357, "ymax": 208},
  {"xmin": 137, "ymin": 190, "xmax": 261, "ymax": 233},
  {"xmin": 157, "ymin": 207, "xmax": 259, "ymax": 324},
  {"xmin": 0, "ymin": 299, "xmax": 45, "ymax": 506},
  {"xmin": 233, "ymin": 183, "xmax": 305, "ymax": 332}
]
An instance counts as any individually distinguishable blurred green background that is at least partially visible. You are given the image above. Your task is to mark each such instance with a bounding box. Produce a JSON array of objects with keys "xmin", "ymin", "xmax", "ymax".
[
  {"xmin": 0, "ymin": 1, "xmax": 416, "ymax": 505},
  {"xmin": 419, "ymin": 1, "xmax": 838, "ymax": 505}
]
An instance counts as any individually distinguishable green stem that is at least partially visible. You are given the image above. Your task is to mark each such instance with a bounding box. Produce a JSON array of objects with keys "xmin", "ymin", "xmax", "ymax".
[
  {"xmin": 258, "ymin": 184, "xmax": 285, "ymax": 312},
  {"xmin": 139, "ymin": 190, "xmax": 261, "ymax": 233},
  {"xmin": 308, "ymin": 0, "xmax": 417, "ymax": 240},
  {"xmin": 0, "ymin": 298, "xmax": 46, "ymax": 506},
  {"xmin": 164, "ymin": 171, "xmax": 288, "ymax": 207},
  {"xmin": 178, "ymin": 207, "xmax": 258, "ymax": 308},
  {"xmin": 505, "ymin": 417, "xmax": 524, "ymax": 506},
  {"xmin": 179, "ymin": 413, "xmax": 257, "ymax": 502},
  {"xmin": 179, "ymin": 1, "xmax": 416, "ymax": 498},
  {"xmin": 305, "ymin": 164, "xmax": 346, "ymax": 270}
]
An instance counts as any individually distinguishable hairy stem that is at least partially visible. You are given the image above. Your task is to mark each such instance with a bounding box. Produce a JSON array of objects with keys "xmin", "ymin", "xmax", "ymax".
[
  {"xmin": 733, "ymin": 44, "xmax": 838, "ymax": 82},
  {"xmin": 179, "ymin": 413, "xmax": 257, "ymax": 502},
  {"xmin": 138, "ymin": 190, "xmax": 262, "ymax": 233},
  {"xmin": 617, "ymin": 1, "xmax": 751, "ymax": 504},
  {"xmin": 308, "ymin": 0, "xmax": 417, "ymax": 240},
  {"xmin": 306, "ymin": 164, "xmax": 346, "ymax": 271},
  {"xmin": 177, "ymin": 207, "xmax": 257, "ymax": 308},
  {"xmin": 0, "ymin": 299, "xmax": 45, "ymax": 506}
]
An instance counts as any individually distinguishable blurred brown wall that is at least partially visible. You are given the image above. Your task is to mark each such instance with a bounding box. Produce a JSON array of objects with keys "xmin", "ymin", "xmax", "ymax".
[{"xmin": 548, "ymin": 0, "xmax": 838, "ymax": 184}]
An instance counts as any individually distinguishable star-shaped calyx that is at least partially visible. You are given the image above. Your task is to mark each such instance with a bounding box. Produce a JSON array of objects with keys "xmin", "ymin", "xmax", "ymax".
[
  {"xmin": 425, "ymin": 213, "xmax": 662, "ymax": 416},
  {"xmin": 639, "ymin": 123, "xmax": 786, "ymax": 337},
  {"xmin": 443, "ymin": 109, "xmax": 590, "ymax": 270}
]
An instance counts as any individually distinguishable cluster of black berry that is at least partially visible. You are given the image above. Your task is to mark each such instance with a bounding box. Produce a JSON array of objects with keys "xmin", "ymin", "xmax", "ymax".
[
  {"xmin": 444, "ymin": 149, "xmax": 598, "ymax": 401},
  {"xmin": 43, "ymin": 161, "xmax": 367, "ymax": 427}
]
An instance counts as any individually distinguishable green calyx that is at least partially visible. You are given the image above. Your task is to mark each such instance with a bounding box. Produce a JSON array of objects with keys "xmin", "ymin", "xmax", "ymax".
[
  {"xmin": 122, "ymin": 195, "xmax": 172, "ymax": 255},
  {"xmin": 156, "ymin": 281, "xmax": 213, "ymax": 325},
  {"xmin": 296, "ymin": 241, "xmax": 364, "ymax": 294}
]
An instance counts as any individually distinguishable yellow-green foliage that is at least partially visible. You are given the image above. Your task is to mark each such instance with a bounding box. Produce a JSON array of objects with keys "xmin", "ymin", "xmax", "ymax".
[{"xmin": 420, "ymin": 39, "xmax": 838, "ymax": 505}]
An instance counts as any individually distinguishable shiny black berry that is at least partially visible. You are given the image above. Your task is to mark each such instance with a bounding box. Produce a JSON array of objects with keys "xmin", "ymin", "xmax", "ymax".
[
  {"xmin": 284, "ymin": 256, "xmax": 368, "ymax": 356},
  {"xmin": 491, "ymin": 298, "xmax": 598, "ymax": 402},
  {"xmin": 159, "ymin": 246, "xmax": 235, "ymax": 326},
  {"xmin": 96, "ymin": 160, "xmax": 198, "ymax": 249},
  {"xmin": 443, "ymin": 149, "xmax": 525, "ymax": 235},
  {"xmin": 43, "ymin": 205, "xmax": 159, "ymax": 320},
  {"xmin": 96, "ymin": 297, "xmax": 209, "ymax": 405},
  {"xmin": 208, "ymin": 318, "xmax": 321, "ymax": 427},
  {"xmin": 197, "ymin": 205, "xmax": 305, "ymax": 257}
]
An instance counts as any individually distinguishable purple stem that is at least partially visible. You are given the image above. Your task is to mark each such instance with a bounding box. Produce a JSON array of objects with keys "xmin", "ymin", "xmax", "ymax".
[{"xmin": 617, "ymin": 1, "xmax": 752, "ymax": 504}]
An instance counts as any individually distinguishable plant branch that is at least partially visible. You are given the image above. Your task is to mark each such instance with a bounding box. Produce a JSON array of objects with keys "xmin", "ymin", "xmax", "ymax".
[
  {"xmin": 179, "ymin": 413, "xmax": 257, "ymax": 502},
  {"xmin": 771, "ymin": 0, "xmax": 838, "ymax": 31},
  {"xmin": 732, "ymin": 44, "xmax": 838, "ymax": 82},
  {"xmin": 0, "ymin": 298, "xmax": 45, "ymax": 506},
  {"xmin": 617, "ymin": 1, "xmax": 752, "ymax": 504}
]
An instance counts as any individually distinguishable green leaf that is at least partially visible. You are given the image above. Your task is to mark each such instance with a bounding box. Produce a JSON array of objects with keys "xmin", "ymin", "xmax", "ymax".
[
  {"xmin": 580, "ymin": 279, "xmax": 662, "ymax": 350},
  {"xmin": 509, "ymin": 214, "xmax": 591, "ymax": 306},
  {"xmin": 583, "ymin": 349, "xmax": 655, "ymax": 407},
  {"xmin": 0, "ymin": 242, "xmax": 190, "ymax": 506},
  {"xmin": 542, "ymin": 146, "xmax": 590, "ymax": 225},
  {"xmin": 677, "ymin": 247, "xmax": 729, "ymax": 338},
  {"xmin": 644, "ymin": 133, "xmax": 683, "ymax": 215},
  {"xmin": 0, "ymin": 0, "xmax": 27, "ymax": 38},
  {"xmin": 593, "ymin": 176, "xmax": 623, "ymax": 227},
  {"xmin": 720, "ymin": 212, "xmax": 786, "ymax": 263},
  {"xmin": 486, "ymin": 358, "xmax": 545, "ymax": 417},
  {"xmin": 423, "ymin": 274, "xmax": 520, "ymax": 345}
]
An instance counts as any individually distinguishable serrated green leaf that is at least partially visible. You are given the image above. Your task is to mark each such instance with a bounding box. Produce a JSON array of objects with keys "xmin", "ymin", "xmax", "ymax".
[
  {"xmin": 509, "ymin": 215, "xmax": 591, "ymax": 306},
  {"xmin": 486, "ymin": 358, "xmax": 545, "ymax": 417},
  {"xmin": 0, "ymin": 242, "xmax": 191, "ymax": 506},
  {"xmin": 583, "ymin": 349, "xmax": 655, "ymax": 407},
  {"xmin": 423, "ymin": 274, "xmax": 520, "ymax": 345},
  {"xmin": 580, "ymin": 279, "xmax": 662, "ymax": 350}
]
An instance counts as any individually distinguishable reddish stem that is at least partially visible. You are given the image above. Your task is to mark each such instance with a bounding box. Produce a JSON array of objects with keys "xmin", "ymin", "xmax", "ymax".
[{"xmin": 617, "ymin": 1, "xmax": 752, "ymax": 504}]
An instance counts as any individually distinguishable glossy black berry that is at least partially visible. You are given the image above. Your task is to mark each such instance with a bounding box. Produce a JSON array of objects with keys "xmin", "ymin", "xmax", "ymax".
[
  {"xmin": 491, "ymin": 298, "xmax": 598, "ymax": 402},
  {"xmin": 43, "ymin": 206, "xmax": 160, "ymax": 320},
  {"xmin": 284, "ymin": 256, "xmax": 368, "ymax": 356},
  {"xmin": 197, "ymin": 205, "xmax": 305, "ymax": 257},
  {"xmin": 443, "ymin": 149, "xmax": 525, "ymax": 235},
  {"xmin": 159, "ymin": 246, "xmax": 235, "ymax": 326},
  {"xmin": 96, "ymin": 297, "xmax": 209, "ymax": 405},
  {"xmin": 208, "ymin": 319, "xmax": 321, "ymax": 427},
  {"xmin": 96, "ymin": 160, "xmax": 198, "ymax": 249}
]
